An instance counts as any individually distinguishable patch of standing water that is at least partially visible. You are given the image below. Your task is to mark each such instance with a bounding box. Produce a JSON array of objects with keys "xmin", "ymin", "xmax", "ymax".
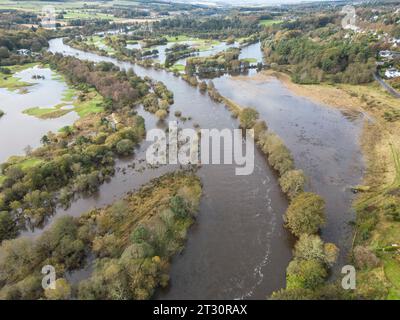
[{"xmin": 0, "ymin": 65, "xmax": 79, "ymax": 163}]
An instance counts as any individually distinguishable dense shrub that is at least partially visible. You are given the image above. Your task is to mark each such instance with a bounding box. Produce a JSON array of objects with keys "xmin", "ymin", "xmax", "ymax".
[
  {"xmin": 239, "ymin": 108, "xmax": 259, "ymax": 129},
  {"xmin": 353, "ymin": 245, "xmax": 380, "ymax": 269},
  {"xmin": 263, "ymin": 28, "xmax": 376, "ymax": 84},
  {"xmin": 279, "ymin": 169, "xmax": 306, "ymax": 200},
  {"xmin": 323, "ymin": 243, "xmax": 340, "ymax": 267}
]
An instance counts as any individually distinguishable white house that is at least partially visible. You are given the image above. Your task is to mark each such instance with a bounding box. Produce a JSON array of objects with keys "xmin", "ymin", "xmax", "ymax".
[
  {"xmin": 385, "ymin": 68, "xmax": 400, "ymax": 79},
  {"xmin": 379, "ymin": 50, "xmax": 393, "ymax": 59}
]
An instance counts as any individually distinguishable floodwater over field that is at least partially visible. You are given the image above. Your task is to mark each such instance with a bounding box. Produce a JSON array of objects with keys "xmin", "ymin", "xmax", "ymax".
[
  {"xmin": 213, "ymin": 75, "xmax": 365, "ymax": 268},
  {"xmin": 0, "ymin": 66, "xmax": 79, "ymax": 163},
  {"xmin": 8, "ymin": 38, "xmax": 364, "ymax": 299}
]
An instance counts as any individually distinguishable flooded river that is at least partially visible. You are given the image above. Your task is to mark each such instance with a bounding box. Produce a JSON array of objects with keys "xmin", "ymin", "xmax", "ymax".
[
  {"xmin": 213, "ymin": 75, "xmax": 365, "ymax": 270},
  {"xmin": 11, "ymin": 38, "xmax": 364, "ymax": 299}
]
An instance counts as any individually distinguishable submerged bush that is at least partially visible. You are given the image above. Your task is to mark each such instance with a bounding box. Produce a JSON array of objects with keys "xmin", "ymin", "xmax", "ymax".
[
  {"xmin": 268, "ymin": 143, "xmax": 294, "ymax": 176},
  {"xmin": 44, "ymin": 278, "xmax": 71, "ymax": 300},
  {"xmin": 323, "ymin": 242, "xmax": 339, "ymax": 267},
  {"xmin": 121, "ymin": 242, "xmax": 155, "ymax": 260},
  {"xmin": 270, "ymin": 287, "xmax": 315, "ymax": 300},
  {"xmin": 115, "ymin": 139, "xmax": 134, "ymax": 156},
  {"xmin": 199, "ymin": 81, "xmax": 207, "ymax": 92},
  {"xmin": 284, "ymin": 192, "xmax": 325, "ymax": 237},
  {"xmin": 294, "ymin": 234, "xmax": 325, "ymax": 262},
  {"xmin": 279, "ymin": 169, "xmax": 306, "ymax": 200}
]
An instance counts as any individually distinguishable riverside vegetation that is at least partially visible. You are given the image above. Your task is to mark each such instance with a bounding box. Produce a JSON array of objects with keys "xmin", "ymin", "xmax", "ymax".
[{"xmin": 0, "ymin": 172, "xmax": 202, "ymax": 300}]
